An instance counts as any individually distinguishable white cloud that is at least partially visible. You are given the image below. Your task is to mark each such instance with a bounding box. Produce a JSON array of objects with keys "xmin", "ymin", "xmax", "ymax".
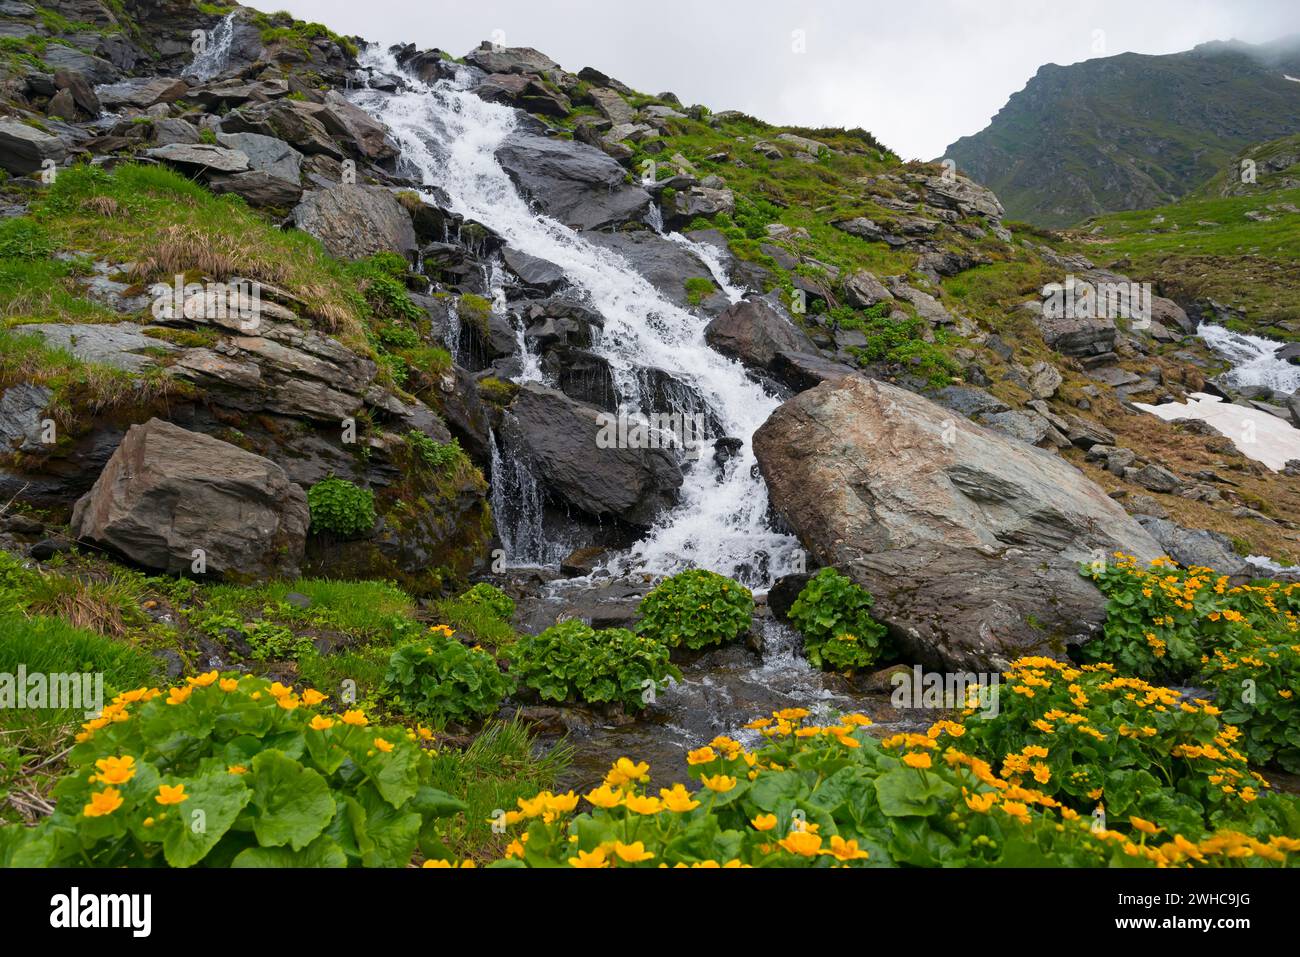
[{"xmin": 273, "ymin": 0, "xmax": 1300, "ymax": 158}]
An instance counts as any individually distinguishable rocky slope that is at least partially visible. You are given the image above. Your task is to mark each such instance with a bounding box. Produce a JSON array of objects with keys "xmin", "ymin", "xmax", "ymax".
[
  {"xmin": 0, "ymin": 0, "xmax": 1296, "ymax": 681},
  {"xmin": 944, "ymin": 37, "xmax": 1300, "ymax": 227}
]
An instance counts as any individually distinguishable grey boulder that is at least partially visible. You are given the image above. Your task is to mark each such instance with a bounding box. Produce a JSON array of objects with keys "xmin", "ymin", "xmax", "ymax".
[{"xmin": 70, "ymin": 419, "xmax": 309, "ymax": 579}]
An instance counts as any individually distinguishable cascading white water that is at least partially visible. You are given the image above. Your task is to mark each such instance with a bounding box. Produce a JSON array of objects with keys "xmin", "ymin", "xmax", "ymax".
[
  {"xmin": 1199, "ymin": 322, "xmax": 1300, "ymax": 394},
  {"xmin": 186, "ymin": 12, "xmax": 236, "ymax": 81},
  {"xmin": 351, "ymin": 48, "xmax": 801, "ymax": 586}
]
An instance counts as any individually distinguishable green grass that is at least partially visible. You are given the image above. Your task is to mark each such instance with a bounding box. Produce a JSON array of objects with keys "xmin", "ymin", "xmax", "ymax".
[
  {"xmin": 196, "ymin": 577, "xmax": 416, "ymax": 640},
  {"xmin": 427, "ymin": 717, "xmax": 571, "ymax": 862},
  {"xmin": 432, "ymin": 598, "xmax": 519, "ymax": 651},
  {"xmin": 27, "ymin": 163, "xmax": 373, "ymax": 348},
  {"xmin": 0, "ymin": 612, "xmax": 160, "ymax": 753},
  {"xmin": 1062, "ymin": 185, "xmax": 1300, "ymax": 337}
]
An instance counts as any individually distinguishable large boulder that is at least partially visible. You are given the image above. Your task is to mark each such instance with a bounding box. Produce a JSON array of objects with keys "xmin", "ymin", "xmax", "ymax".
[
  {"xmin": 96, "ymin": 76, "xmax": 189, "ymax": 110},
  {"xmin": 464, "ymin": 42, "xmax": 559, "ymax": 76},
  {"xmin": 293, "ymin": 185, "xmax": 417, "ymax": 260},
  {"xmin": 0, "ymin": 118, "xmax": 67, "ymax": 175},
  {"xmin": 704, "ymin": 297, "xmax": 815, "ymax": 370},
  {"xmin": 754, "ymin": 376, "xmax": 1164, "ymax": 670},
  {"xmin": 318, "ymin": 90, "xmax": 399, "ymax": 161},
  {"xmin": 496, "ymin": 130, "xmax": 651, "ymax": 230},
  {"xmin": 70, "ymin": 419, "xmax": 309, "ymax": 579},
  {"xmin": 499, "ymin": 384, "xmax": 682, "ymax": 526}
]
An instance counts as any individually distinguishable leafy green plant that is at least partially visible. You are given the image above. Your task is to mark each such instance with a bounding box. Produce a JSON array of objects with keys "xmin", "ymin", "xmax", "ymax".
[
  {"xmin": 407, "ymin": 431, "xmax": 465, "ymax": 472},
  {"xmin": 636, "ymin": 569, "xmax": 754, "ymax": 651},
  {"xmin": 456, "ymin": 582, "xmax": 515, "ymax": 623},
  {"xmin": 307, "ymin": 478, "xmax": 375, "ymax": 539},
  {"xmin": 787, "ymin": 567, "xmax": 890, "ymax": 671},
  {"xmin": 507, "ymin": 619, "xmax": 680, "ymax": 713},
  {"xmin": 1081, "ymin": 554, "xmax": 1299, "ymax": 680},
  {"xmin": 1, "ymin": 674, "xmax": 466, "ymax": 867},
  {"xmin": 1202, "ymin": 640, "xmax": 1300, "ymax": 774},
  {"xmin": 487, "ymin": 702, "xmax": 1299, "ymax": 869},
  {"xmin": 0, "ymin": 217, "xmax": 52, "ymax": 261},
  {"xmin": 930, "ymin": 657, "xmax": 1297, "ymax": 838},
  {"xmin": 380, "ymin": 632, "xmax": 514, "ymax": 726}
]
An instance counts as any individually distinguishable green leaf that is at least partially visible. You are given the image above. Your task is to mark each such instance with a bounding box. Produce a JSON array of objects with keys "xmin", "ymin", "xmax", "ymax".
[
  {"xmin": 232, "ymin": 834, "xmax": 347, "ymax": 867},
  {"xmin": 248, "ymin": 749, "xmax": 336, "ymax": 850},
  {"xmin": 161, "ymin": 770, "xmax": 252, "ymax": 867}
]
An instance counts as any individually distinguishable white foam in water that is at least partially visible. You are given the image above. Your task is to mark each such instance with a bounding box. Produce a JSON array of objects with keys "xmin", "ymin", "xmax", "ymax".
[
  {"xmin": 1198, "ymin": 322, "xmax": 1300, "ymax": 394},
  {"xmin": 185, "ymin": 12, "xmax": 236, "ymax": 82},
  {"xmin": 352, "ymin": 48, "xmax": 802, "ymax": 586}
]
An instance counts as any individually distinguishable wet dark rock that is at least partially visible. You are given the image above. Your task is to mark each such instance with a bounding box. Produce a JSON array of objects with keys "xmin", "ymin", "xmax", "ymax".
[
  {"xmin": 499, "ymin": 384, "xmax": 683, "ymax": 527},
  {"xmin": 496, "ymin": 130, "xmax": 651, "ymax": 230},
  {"xmin": 704, "ymin": 297, "xmax": 815, "ymax": 371}
]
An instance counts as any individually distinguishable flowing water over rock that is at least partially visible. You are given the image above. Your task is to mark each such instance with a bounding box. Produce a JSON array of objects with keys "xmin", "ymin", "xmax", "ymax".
[
  {"xmin": 346, "ymin": 51, "xmax": 891, "ymax": 774},
  {"xmin": 350, "ymin": 49, "xmax": 801, "ymax": 588},
  {"xmin": 1198, "ymin": 322, "xmax": 1300, "ymax": 394},
  {"xmin": 185, "ymin": 12, "xmax": 236, "ymax": 82}
]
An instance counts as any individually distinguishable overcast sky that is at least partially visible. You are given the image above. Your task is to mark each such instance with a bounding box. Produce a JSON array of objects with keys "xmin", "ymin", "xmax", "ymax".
[{"xmin": 275, "ymin": 0, "xmax": 1300, "ymax": 159}]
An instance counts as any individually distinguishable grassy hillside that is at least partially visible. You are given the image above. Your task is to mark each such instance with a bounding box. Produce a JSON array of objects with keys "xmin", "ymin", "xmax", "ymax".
[{"xmin": 944, "ymin": 39, "xmax": 1300, "ymax": 227}]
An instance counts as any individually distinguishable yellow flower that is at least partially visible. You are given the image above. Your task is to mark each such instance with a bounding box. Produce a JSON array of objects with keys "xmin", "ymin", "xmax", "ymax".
[
  {"xmin": 340, "ymin": 710, "xmax": 369, "ymax": 726},
  {"xmin": 268, "ymin": 682, "xmax": 294, "ymax": 699},
  {"xmin": 373, "ymin": 738, "xmax": 394, "ymax": 753},
  {"xmin": 276, "ymin": 694, "xmax": 300, "ymax": 711},
  {"xmin": 605, "ymin": 757, "xmax": 650, "ymax": 786},
  {"xmin": 624, "ymin": 794, "xmax": 665, "ymax": 815},
  {"xmin": 301, "ymin": 688, "xmax": 328, "ymax": 706},
  {"xmin": 613, "ymin": 841, "xmax": 655, "ymax": 863},
  {"xmin": 965, "ymin": 792, "xmax": 997, "ymax": 813},
  {"xmin": 686, "ymin": 746, "xmax": 718, "ymax": 766},
  {"xmin": 701, "ymin": 774, "xmax": 737, "ymax": 793},
  {"xmin": 1129, "ymin": 816, "xmax": 1162, "ymax": 836},
  {"xmin": 584, "ymin": 784, "xmax": 624, "ymax": 809},
  {"xmin": 228, "ymin": 765, "xmax": 247, "ymax": 775},
  {"xmin": 309, "ymin": 715, "xmax": 335, "ymax": 731},
  {"xmin": 751, "ymin": 813, "xmax": 779, "ymax": 832},
  {"xmin": 188, "ymin": 670, "xmax": 219, "ymax": 688},
  {"xmin": 659, "ymin": 784, "xmax": 700, "ymax": 812},
  {"xmin": 93, "ymin": 755, "xmax": 136, "ymax": 786},
  {"xmin": 83, "ymin": 788, "xmax": 123, "ymax": 818},
  {"xmin": 546, "ymin": 791, "xmax": 579, "ymax": 814},
  {"xmin": 902, "ymin": 753, "xmax": 932, "ymax": 770},
  {"xmin": 155, "ymin": 783, "xmax": 188, "ymax": 806},
  {"xmin": 778, "ymin": 831, "xmax": 822, "ymax": 857},
  {"xmin": 219, "ymin": 678, "xmax": 239, "ymax": 692},
  {"xmin": 824, "ymin": 836, "xmax": 869, "ymax": 861},
  {"xmin": 165, "ymin": 686, "xmax": 192, "ymax": 705},
  {"xmin": 568, "ymin": 847, "xmax": 609, "ymax": 868}
]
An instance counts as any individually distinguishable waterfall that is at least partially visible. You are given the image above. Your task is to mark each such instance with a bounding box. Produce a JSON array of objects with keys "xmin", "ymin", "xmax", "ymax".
[
  {"xmin": 351, "ymin": 47, "xmax": 801, "ymax": 587},
  {"xmin": 489, "ymin": 430, "xmax": 567, "ymax": 566},
  {"xmin": 186, "ymin": 12, "xmax": 236, "ymax": 82},
  {"xmin": 1198, "ymin": 323, "xmax": 1300, "ymax": 394}
]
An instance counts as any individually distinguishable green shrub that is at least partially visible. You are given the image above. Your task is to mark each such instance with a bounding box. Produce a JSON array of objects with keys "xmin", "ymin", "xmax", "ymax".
[
  {"xmin": 507, "ymin": 619, "xmax": 680, "ymax": 712},
  {"xmin": 1081, "ymin": 555, "xmax": 1299, "ymax": 681},
  {"xmin": 787, "ymin": 567, "xmax": 890, "ymax": 672},
  {"xmin": 0, "ymin": 550, "xmax": 38, "ymax": 612},
  {"xmin": 930, "ymin": 657, "xmax": 1300, "ymax": 839},
  {"xmin": 2, "ymin": 674, "xmax": 466, "ymax": 867},
  {"xmin": 1201, "ymin": 639, "xmax": 1300, "ymax": 774},
  {"xmin": 456, "ymin": 582, "xmax": 515, "ymax": 623},
  {"xmin": 380, "ymin": 635, "xmax": 514, "ymax": 726},
  {"xmin": 636, "ymin": 569, "xmax": 753, "ymax": 651},
  {"xmin": 307, "ymin": 478, "xmax": 375, "ymax": 539},
  {"xmin": 407, "ymin": 431, "xmax": 465, "ymax": 472}
]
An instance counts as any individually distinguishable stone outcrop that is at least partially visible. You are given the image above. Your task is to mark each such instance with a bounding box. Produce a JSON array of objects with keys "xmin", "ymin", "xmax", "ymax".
[
  {"xmin": 754, "ymin": 376, "xmax": 1164, "ymax": 670},
  {"xmin": 292, "ymin": 185, "xmax": 417, "ymax": 260},
  {"xmin": 499, "ymin": 384, "xmax": 683, "ymax": 526},
  {"xmin": 70, "ymin": 419, "xmax": 309, "ymax": 579}
]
